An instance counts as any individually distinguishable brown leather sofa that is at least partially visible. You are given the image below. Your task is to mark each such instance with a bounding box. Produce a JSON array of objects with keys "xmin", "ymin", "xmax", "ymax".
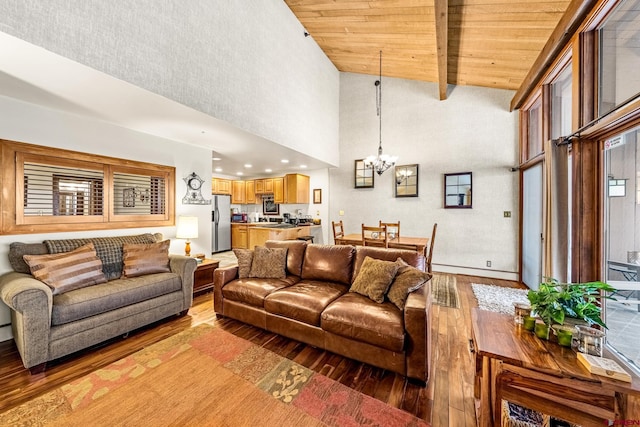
[{"xmin": 213, "ymin": 240, "xmax": 431, "ymax": 383}]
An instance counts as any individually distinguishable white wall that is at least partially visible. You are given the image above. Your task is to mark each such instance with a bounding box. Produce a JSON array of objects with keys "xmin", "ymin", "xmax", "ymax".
[
  {"xmin": 0, "ymin": 96, "xmax": 213, "ymax": 341},
  {"xmin": 332, "ymin": 73, "xmax": 520, "ymax": 279},
  {"xmin": 0, "ymin": 0, "xmax": 340, "ymax": 166}
]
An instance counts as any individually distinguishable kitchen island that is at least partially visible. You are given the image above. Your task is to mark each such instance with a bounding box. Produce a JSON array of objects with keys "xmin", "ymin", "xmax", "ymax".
[{"xmin": 231, "ymin": 223, "xmax": 322, "ymax": 249}]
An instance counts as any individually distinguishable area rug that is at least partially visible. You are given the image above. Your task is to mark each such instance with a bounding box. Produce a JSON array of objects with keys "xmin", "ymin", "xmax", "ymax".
[
  {"xmin": 471, "ymin": 283, "xmax": 529, "ymax": 315},
  {"xmin": 431, "ymin": 274, "xmax": 459, "ymax": 308},
  {"xmin": 0, "ymin": 324, "xmax": 429, "ymax": 427}
]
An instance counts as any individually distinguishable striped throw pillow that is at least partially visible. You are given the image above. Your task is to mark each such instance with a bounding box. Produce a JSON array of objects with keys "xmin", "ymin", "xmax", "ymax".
[
  {"xmin": 122, "ymin": 240, "xmax": 171, "ymax": 278},
  {"xmin": 23, "ymin": 243, "xmax": 107, "ymax": 295}
]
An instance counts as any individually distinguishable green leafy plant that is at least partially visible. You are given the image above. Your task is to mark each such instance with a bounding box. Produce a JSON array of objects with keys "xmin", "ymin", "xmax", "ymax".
[{"xmin": 527, "ymin": 278, "xmax": 616, "ymax": 329}]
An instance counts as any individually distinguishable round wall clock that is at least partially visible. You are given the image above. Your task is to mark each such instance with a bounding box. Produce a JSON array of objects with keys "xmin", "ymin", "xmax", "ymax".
[{"xmin": 182, "ymin": 172, "xmax": 210, "ymax": 205}]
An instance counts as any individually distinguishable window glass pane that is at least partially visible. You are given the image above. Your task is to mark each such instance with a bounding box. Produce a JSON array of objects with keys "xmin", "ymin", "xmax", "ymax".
[
  {"xmin": 113, "ymin": 172, "xmax": 166, "ymax": 215},
  {"xmin": 551, "ymin": 65, "xmax": 572, "ymax": 140},
  {"xmin": 604, "ymin": 125, "xmax": 640, "ymax": 371},
  {"xmin": 527, "ymin": 98, "xmax": 543, "ymax": 159},
  {"xmin": 24, "ymin": 162, "xmax": 103, "ymax": 216},
  {"xmin": 599, "ymin": 0, "xmax": 640, "ymax": 116}
]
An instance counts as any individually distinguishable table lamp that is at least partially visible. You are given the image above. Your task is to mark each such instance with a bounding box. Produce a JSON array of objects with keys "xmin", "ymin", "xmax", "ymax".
[{"xmin": 176, "ymin": 216, "xmax": 198, "ymax": 257}]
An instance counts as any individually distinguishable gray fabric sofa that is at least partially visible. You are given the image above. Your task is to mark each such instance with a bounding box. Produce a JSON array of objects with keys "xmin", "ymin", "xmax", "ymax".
[{"xmin": 0, "ymin": 233, "xmax": 197, "ymax": 374}]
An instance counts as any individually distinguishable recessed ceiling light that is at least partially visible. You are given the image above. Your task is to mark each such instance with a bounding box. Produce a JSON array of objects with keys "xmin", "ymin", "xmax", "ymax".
[
  {"xmin": 214, "ymin": 167, "xmax": 222, "ymax": 172},
  {"xmin": 244, "ymin": 164, "xmax": 252, "ymax": 168},
  {"xmin": 212, "ymin": 157, "xmax": 221, "ymax": 161},
  {"xmin": 236, "ymin": 172, "xmax": 243, "ymax": 176},
  {"xmin": 300, "ymin": 164, "xmax": 307, "ymax": 169},
  {"xmin": 265, "ymin": 168, "xmax": 272, "ymax": 173},
  {"xmin": 281, "ymin": 159, "xmax": 289, "ymax": 163}
]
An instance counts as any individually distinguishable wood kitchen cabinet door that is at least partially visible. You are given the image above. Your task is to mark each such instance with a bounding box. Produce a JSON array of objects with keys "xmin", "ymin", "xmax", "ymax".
[
  {"xmin": 273, "ymin": 177, "xmax": 284, "ymax": 204},
  {"xmin": 231, "ymin": 180, "xmax": 246, "ymax": 204},
  {"xmin": 245, "ymin": 180, "xmax": 256, "ymax": 204}
]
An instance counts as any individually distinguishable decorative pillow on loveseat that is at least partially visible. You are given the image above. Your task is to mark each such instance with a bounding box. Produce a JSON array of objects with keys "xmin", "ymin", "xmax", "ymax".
[
  {"xmin": 386, "ymin": 258, "xmax": 432, "ymax": 309},
  {"xmin": 349, "ymin": 256, "xmax": 401, "ymax": 303},
  {"xmin": 233, "ymin": 248, "xmax": 253, "ymax": 278},
  {"xmin": 122, "ymin": 240, "xmax": 171, "ymax": 278},
  {"xmin": 23, "ymin": 243, "xmax": 107, "ymax": 295}
]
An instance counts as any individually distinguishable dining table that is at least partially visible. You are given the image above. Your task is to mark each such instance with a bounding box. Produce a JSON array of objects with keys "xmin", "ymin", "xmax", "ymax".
[{"xmin": 340, "ymin": 233, "xmax": 430, "ymax": 255}]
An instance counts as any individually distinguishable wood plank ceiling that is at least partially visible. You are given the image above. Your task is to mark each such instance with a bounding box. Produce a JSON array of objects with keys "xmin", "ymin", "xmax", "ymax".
[{"xmin": 285, "ymin": 0, "xmax": 571, "ymax": 98}]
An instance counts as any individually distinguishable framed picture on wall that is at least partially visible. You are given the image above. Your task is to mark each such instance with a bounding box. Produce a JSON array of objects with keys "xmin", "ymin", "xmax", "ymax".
[
  {"xmin": 313, "ymin": 188, "xmax": 322, "ymax": 204},
  {"xmin": 263, "ymin": 195, "xmax": 279, "ymax": 215},
  {"xmin": 355, "ymin": 159, "xmax": 374, "ymax": 188}
]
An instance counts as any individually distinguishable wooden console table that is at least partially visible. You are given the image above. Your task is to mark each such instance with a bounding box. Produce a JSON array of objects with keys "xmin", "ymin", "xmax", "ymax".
[{"xmin": 471, "ymin": 308, "xmax": 640, "ymax": 426}]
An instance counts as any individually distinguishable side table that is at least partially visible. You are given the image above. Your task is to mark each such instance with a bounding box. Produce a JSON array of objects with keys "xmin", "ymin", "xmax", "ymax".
[{"xmin": 193, "ymin": 258, "xmax": 220, "ymax": 294}]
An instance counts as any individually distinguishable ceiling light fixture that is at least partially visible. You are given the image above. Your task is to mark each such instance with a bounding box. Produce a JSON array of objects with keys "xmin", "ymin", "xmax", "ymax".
[
  {"xmin": 265, "ymin": 168, "xmax": 272, "ymax": 173},
  {"xmin": 244, "ymin": 164, "xmax": 252, "ymax": 168},
  {"xmin": 364, "ymin": 50, "xmax": 397, "ymax": 176},
  {"xmin": 281, "ymin": 159, "xmax": 289, "ymax": 163}
]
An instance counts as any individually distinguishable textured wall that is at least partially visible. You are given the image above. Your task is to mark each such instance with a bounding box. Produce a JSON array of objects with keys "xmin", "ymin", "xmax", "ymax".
[
  {"xmin": 0, "ymin": 0, "xmax": 339, "ymax": 165},
  {"xmin": 333, "ymin": 73, "xmax": 519, "ymax": 279}
]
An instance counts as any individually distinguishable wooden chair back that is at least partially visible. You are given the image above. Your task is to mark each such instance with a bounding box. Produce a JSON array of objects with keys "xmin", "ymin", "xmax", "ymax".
[
  {"xmin": 362, "ymin": 224, "xmax": 389, "ymax": 248},
  {"xmin": 332, "ymin": 220, "xmax": 346, "ymax": 244},
  {"xmin": 379, "ymin": 221, "xmax": 400, "ymax": 239},
  {"xmin": 426, "ymin": 223, "xmax": 437, "ymax": 273}
]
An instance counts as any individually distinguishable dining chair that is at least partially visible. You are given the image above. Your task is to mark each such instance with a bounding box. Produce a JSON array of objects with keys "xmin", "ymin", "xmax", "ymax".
[
  {"xmin": 379, "ymin": 221, "xmax": 400, "ymax": 239},
  {"xmin": 426, "ymin": 223, "xmax": 437, "ymax": 273},
  {"xmin": 332, "ymin": 220, "xmax": 346, "ymax": 245},
  {"xmin": 362, "ymin": 224, "xmax": 389, "ymax": 248}
]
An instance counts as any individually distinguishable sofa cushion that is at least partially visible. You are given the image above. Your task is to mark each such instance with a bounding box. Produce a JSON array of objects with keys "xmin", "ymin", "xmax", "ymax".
[
  {"xmin": 23, "ymin": 243, "xmax": 107, "ymax": 295},
  {"xmin": 51, "ymin": 272, "xmax": 181, "ymax": 325},
  {"xmin": 301, "ymin": 244, "xmax": 355, "ymax": 286},
  {"xmin": 265, "ymin": 240, "xmax": 307, "ymax": 277},
  {"xmin": 122, "ymin": 240, "xmax": 171, "ymax": 278},
  {"xmin": 387, "ymin": 259, "xmax": 432, "ymax": 309},
  {"xmin": 8, "ymin": 242, "xmax": 48, "ymax": 273},
  {"xmin": 349, "ymin": 256, "xmax": 401, "ymax": 303},
  {"xmin": 222, "ymin": 278, "xmax": 295, "ymax": 308},
  {"xmin": 249, "ymin": 246, "xmax": 287, "ymax": 279},
  {"xmin": 233, "ymin": 249, "xmax": 253, "ymax": 278},
  {"xmin": 353, "ymin": 247, "xmax": 425, "ymax": 281},
  {"xmin": 264, "ymin": 280, "xmax": 348, "ymax": 326},
  {"xmin": 44, "ymin": 234, "xmax": 158, "ymax": 280},
  {"xmin": 321, "ymin": 292, "xmax": 405, "ymax": 352}
]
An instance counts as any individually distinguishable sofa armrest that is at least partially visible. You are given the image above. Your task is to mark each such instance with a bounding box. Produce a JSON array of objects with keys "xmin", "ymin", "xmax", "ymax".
[
  {"xmin": 0, "ymin": 272, "xmax": 53, "ymax": 369},
  {"xmin": 213, "ymin": 266, "xmax": 239, "ymax": 314},
  {"xmin": 404, "ymin": 285, "xmax": 429, "ymax": 382},
  {"xmin": 169, "ymin": 255, "xmax": 198, "ymax": 310}
]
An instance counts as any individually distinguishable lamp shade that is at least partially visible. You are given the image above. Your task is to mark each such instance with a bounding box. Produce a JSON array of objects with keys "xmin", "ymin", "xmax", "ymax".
[{"xmin": 176, "ymin": 216, "xmax": 199, "ymax": 239}]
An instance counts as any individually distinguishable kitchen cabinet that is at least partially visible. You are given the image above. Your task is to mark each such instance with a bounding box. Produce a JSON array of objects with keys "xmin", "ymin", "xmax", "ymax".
[
  {"xmin": 284, "ymin": 174, "xmax": 310, "ymax": 204},
  {"xmin": 231, "ymin": 223, "xmax": 249, "ymax": 249},
  {"xmin": 212, "ymin": 178, "xmax": 231, "ymax": 195},
  {"xmin": 273, "ymin": 177, "xmax": 284, "ymax": 204},
  {"xmin": 255, "ymin": 178, "xmax": 274, "ymax": 194},
  {"xmin": 245, "ymin": 180, "xmax": 256, "ymax": 204},
  {"xmin": 231, "ymin": 180, "xmax": 246, "ymax": 204}
]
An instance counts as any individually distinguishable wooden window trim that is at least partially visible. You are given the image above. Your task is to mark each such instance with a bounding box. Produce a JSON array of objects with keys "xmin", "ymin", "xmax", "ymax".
[{"xmin": 1, "ymin": 139, "xmax": 175, "ymax": 235}]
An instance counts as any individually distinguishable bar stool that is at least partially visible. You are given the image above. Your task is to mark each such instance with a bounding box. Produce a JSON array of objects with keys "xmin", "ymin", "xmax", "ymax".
[{"xmin": 297, "ymin": 235, "xmax": 314, "ymax": 243}]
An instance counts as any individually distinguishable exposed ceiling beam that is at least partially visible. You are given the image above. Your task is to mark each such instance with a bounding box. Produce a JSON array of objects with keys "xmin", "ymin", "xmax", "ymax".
[{"xmin": 434, "ymin": 0, "xmax": 448, "ymax": 100}]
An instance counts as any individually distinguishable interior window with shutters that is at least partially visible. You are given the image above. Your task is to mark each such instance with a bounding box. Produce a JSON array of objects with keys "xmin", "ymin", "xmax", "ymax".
[
  {"xmin": 18, "ymin": 154, "xmax": 106, "ymax": 224},
  {"xmin": 113, "ymin": 171, "xmax": 166, "ymax": 216}
]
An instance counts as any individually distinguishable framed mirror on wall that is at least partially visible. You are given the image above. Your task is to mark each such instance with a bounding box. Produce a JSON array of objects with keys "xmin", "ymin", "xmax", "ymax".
[
  {"xmin": 395, "ymin": 164, "xmax": 418, "ymax": 197},
  {"xmin": 444, "ymin": 172, "xmax": 472, "ymax": 208},
  {"xmin": 354, "ymin": 159, "xmax": 374, "ymax": 188}
]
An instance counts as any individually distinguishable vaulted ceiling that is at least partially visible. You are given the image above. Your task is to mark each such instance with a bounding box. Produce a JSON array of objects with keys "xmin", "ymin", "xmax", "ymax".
[{"xmin": 285, "ymin": 0, "xmax": 571, "ymax": 98}]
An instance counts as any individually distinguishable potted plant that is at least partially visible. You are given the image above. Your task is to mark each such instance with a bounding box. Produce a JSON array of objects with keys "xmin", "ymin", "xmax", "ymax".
[{"xmin": 526, "ymin": 278, "xmax": 616, "ymax": 340}]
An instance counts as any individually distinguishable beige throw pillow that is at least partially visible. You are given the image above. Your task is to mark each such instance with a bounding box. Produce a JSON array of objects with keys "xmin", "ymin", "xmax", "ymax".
[
  {"xmin": 233, "ymin": 248, "xmax": 254, "ymax": 278},
  {"xmin": 122, "ymin": 240, "xmax": 171, "ymax": 278},
  {"xmin": 23, "ymin": 243, "xmax": 107, "ymax": 295},
  {"xmin": 249, "ymin": 246, "xmax": 287, "ymax": 279},
  {"xmin": 387, "ymin": 258, "xmax": 432, "ymax": 309},
  {"xmin": 349, "ymin": 256, "xmax": 400, "ymax": 303}
]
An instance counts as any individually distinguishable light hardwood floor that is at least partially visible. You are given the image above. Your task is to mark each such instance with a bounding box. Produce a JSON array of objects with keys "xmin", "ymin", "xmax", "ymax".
[{"xmin": 0, "ymin": 273, "xmax": 523, "ymax": 425}]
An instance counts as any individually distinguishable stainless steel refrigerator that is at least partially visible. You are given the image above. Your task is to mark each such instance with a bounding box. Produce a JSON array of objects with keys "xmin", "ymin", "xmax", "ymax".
[{"xmin": 212, "ymin": 195, "xmax": 231, "ymax": 253}]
